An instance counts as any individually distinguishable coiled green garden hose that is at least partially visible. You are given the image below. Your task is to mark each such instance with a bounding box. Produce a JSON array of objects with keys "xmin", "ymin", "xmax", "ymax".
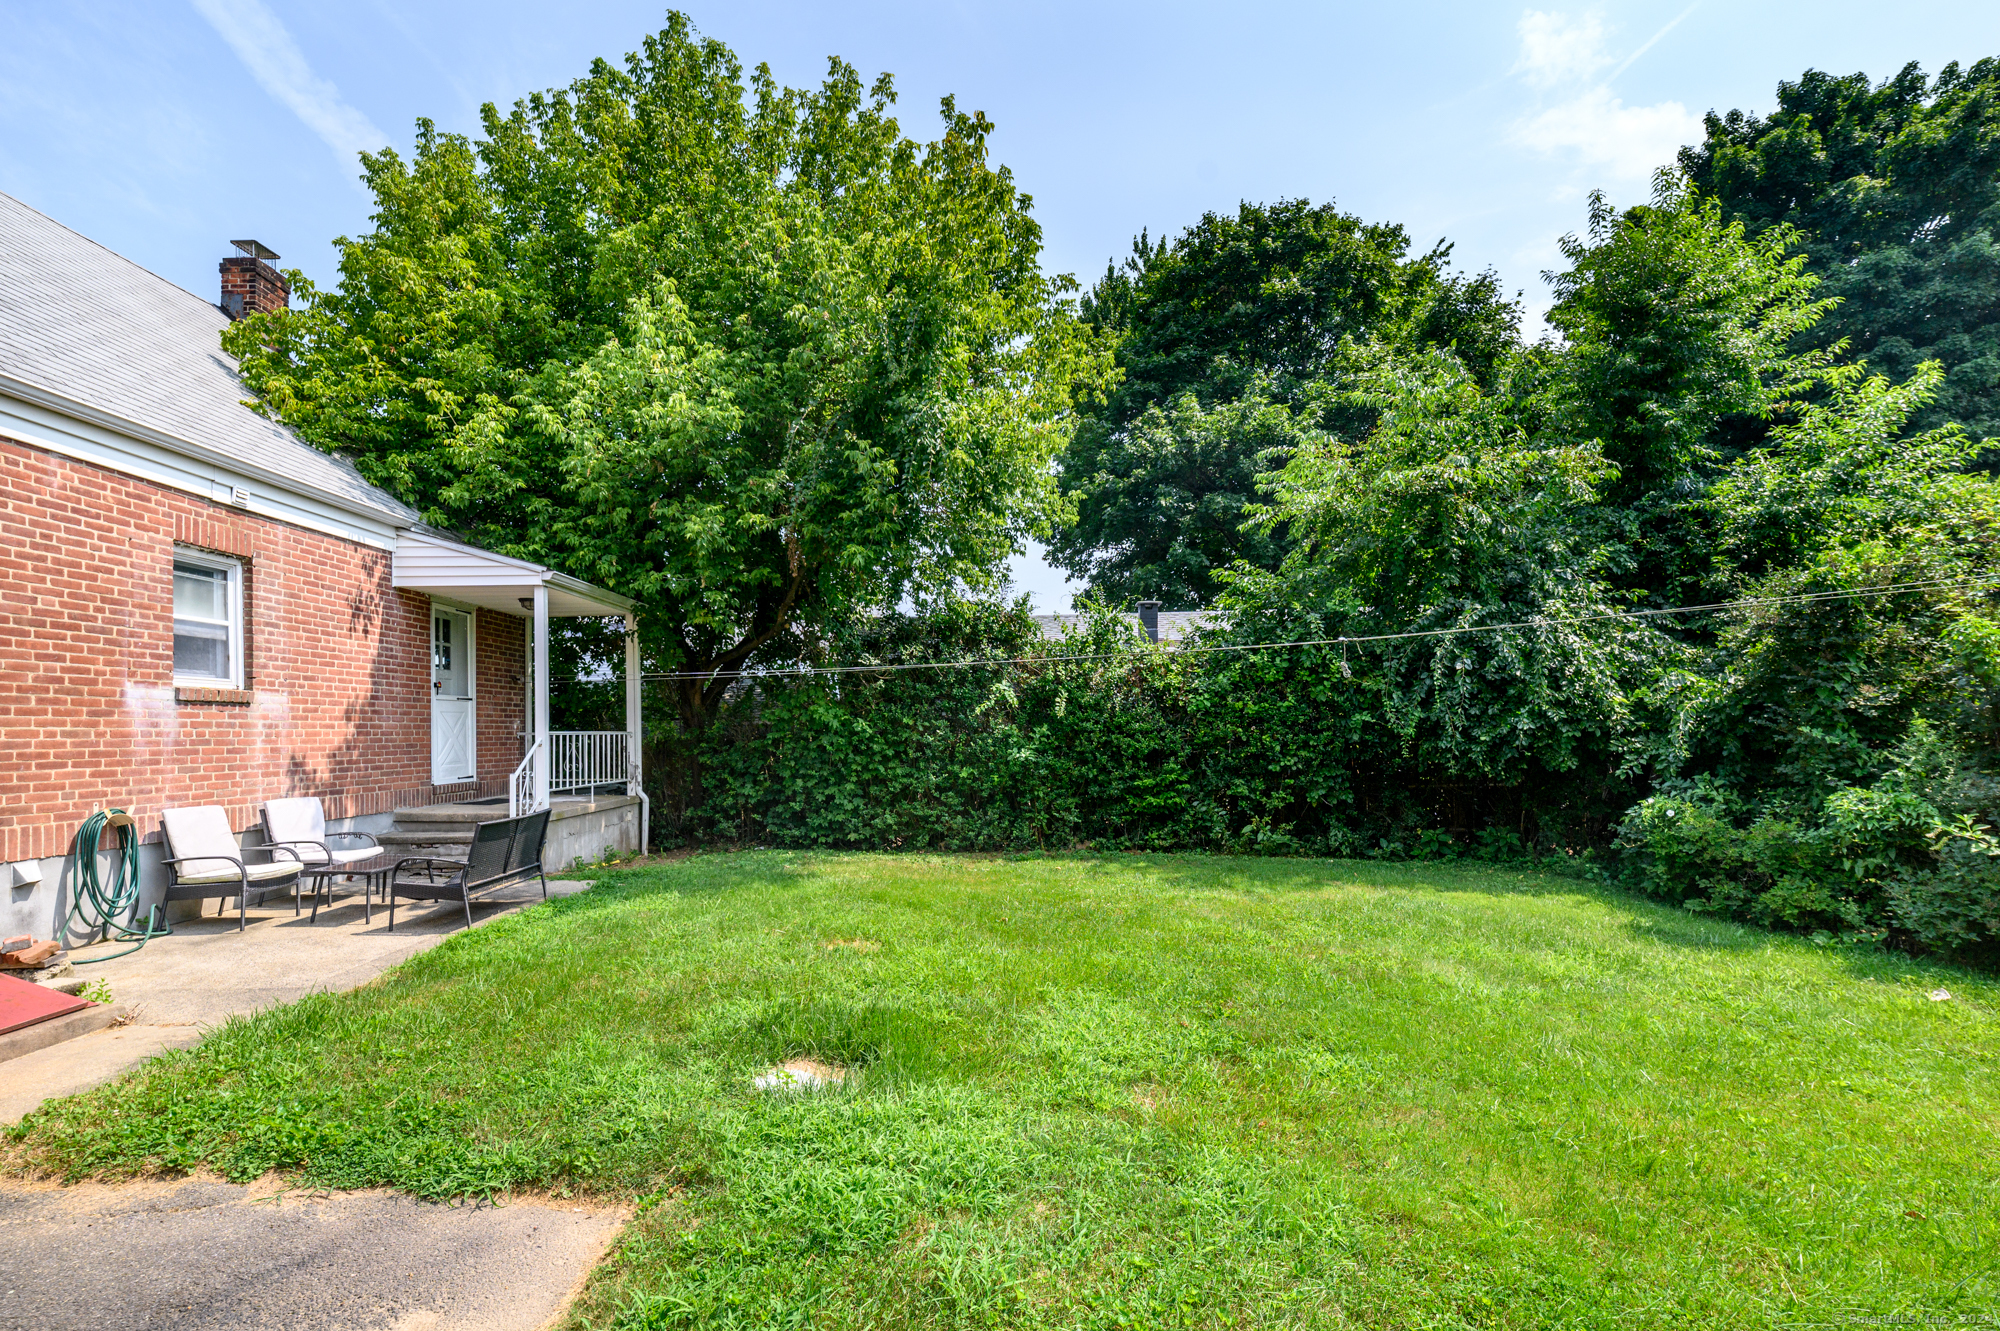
[{"xmin": 64, "ymin": 809, "xmax": 168, "ymax": 964}]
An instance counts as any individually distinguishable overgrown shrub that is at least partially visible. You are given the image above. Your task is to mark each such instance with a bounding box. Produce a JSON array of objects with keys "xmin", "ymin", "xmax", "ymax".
[
  {"xmin": 1617, "ymin": 728, "xmax": 2000, "ymax": 959},
  {"xmin": 685, "ymin": 600, "xmax": 1640, "ymax": 858},
  {"xmin": 616, "ymin": 178, "xmax": 2000, "ymax": 962}
]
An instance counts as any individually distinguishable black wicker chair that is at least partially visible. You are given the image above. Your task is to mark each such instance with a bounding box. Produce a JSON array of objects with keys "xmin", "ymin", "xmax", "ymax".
[{"xmin": 385, "ymin": 808, "xmax": 551, "ymax": 931}]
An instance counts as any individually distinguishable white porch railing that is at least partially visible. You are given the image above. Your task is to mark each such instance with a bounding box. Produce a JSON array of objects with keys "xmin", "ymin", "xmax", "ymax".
[
  {"xmin": 551, "ymin": 730, "xmax": 630, "ymax": 795},
  {"xmin": 509, "ymin": 739, "xmax": 544, "ymax": 818},
  {"xmin": 510, "ymin": 731, "xmax": 633, "ymax": 817}
]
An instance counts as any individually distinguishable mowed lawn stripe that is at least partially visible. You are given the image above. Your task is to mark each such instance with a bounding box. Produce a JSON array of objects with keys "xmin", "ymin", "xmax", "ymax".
[{"xmin": 8, "ymin": 852, "xmax": 1994, "ymax": 1328}]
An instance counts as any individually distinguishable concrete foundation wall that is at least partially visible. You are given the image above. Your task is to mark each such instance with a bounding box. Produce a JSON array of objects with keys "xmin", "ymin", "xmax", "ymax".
[{"xmin": 543, "ymin": 795, "xmax": 644, "ymax": 871}]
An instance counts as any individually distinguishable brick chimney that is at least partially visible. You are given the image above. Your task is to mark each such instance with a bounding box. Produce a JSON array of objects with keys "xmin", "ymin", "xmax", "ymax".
[
  {"xmin": 1136, "ymin": 600, "xmax": 1161, "ymax": 643},
  {"xmin": 218, "ymin": 240, "xmax": 287, "ymax": 320}
]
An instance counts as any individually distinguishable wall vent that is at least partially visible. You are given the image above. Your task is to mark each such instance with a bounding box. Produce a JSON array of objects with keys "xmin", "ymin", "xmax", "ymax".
[{"xmin": 229, "ymin": 486, "xmax": 251, "ymax": 507}]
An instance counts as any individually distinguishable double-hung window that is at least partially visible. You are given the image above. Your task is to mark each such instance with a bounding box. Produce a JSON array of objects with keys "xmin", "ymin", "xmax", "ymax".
[{"xmin": 172, "ymin": 549, "xmax": 244, "ymax": 688}]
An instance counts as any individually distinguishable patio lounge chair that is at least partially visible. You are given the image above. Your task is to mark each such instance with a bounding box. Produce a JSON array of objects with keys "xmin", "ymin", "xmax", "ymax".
[
  {"xmin": 386, "ymin": 808, "xmax": 550, "ymax": 932},
  {"xmin": 261, "ymin": 796, "xmax": 381, "ymax": 870},
  {"xmin": 159, "ymin": 805, "xmax": 306, "ymax": 931}
]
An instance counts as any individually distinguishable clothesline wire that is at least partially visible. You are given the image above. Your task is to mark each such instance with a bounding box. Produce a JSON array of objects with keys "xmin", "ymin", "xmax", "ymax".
[{"xmin": 551, "ymin": 573, "xmax": 1998, "ymax": 684}]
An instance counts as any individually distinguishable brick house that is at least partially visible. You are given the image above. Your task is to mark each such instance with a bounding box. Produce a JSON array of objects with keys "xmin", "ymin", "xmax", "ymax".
[{"xmin": 0, "ymin": 193, "xmax": 644, "ymax": 940}]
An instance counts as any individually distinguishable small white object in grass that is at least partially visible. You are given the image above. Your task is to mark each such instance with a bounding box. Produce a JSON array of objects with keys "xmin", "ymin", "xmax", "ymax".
[
  {"xmin": 754, "ymin": 1058, "xmax": 849, "ymax": 1093},
  {"xmin": 1929, "ymin": 989, "xmax": 1951, "ymax": 1002}
]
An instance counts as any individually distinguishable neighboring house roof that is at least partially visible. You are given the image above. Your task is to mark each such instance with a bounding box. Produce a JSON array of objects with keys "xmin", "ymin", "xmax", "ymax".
[
  {"xmin": 1032, "ymin": 610, "xmax": 1214, "ymax": 644},
  {"xmin": 0, "ymin": 190, "xmax": 417, "ymax": 528}
]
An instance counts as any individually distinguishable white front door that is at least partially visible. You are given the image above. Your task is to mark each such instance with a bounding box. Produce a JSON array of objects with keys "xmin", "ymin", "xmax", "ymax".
[{"xmin": 430, "ymin": 607, "xmax": 476, "ymax": 784}]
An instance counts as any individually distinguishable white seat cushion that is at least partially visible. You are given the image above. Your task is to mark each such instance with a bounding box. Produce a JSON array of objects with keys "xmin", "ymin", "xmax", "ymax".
[
  {"xmin": 162, "ymin": 805, "xmax": 248, "ymax": 880},
  {"xmin": 262, "ymin": 796, "xmax": 327, "ymax": 847},
  {"xmin": 163, "ymin": 805, "xmax": 300, "ymax": 885},
  {"xmin": 262, "ymin": 797, "xmax": 374, "ymax": 866}
]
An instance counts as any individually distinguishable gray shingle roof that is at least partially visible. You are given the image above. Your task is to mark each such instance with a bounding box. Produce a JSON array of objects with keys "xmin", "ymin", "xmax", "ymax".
[
  {"xmin": 0, "ymin": 192, "xmax": 417, "ymax": 525},
  {"xmin": 1033, "ymin": 610, "xmax": 1213, "ymax": 643}
]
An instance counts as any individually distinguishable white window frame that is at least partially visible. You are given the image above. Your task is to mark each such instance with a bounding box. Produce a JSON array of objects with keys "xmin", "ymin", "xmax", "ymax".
[{"xmin": 171, "ymin": 547, "xmax": 245, "ymax": 689}]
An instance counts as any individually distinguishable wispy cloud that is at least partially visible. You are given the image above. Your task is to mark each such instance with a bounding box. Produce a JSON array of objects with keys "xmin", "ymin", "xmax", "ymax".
[
  {"xmin": 1505, "ymin": 8, "xmax": 1700, "ymax": 181},
  {"xmin": 1513, "ymin": 86, "xmax": 1701, "ymax": 180},
  {"xmin": 1607, "ymin": 3, "xmax": 1701, "ymax": 82},
  {"xmin": 1512, "ymin": 11, "xmax": 1613, "ymax": 90},
  {"xmin": 189, "ymin": 0, "xmax": 385, "ymax": 166}
]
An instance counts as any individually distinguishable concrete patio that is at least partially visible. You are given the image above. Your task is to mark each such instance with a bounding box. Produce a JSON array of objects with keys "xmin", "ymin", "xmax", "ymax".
[
  {"xmin": 0, "ymin": 1176, "xmax": 625, "ymax": 1331},
  {"xmin": 1, "ymin": 875, "xmax": 593, "ymax": 1125},
  {"xmin": 0, "ymin": 875, "xmax": 617, "ymax": 1331}
]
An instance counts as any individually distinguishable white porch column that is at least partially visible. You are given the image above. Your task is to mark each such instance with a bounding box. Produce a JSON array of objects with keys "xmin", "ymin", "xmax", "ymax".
[
  {"xmin": 624, "ymin": 613, "xmax": 642, "ymax": 792},
  {"xmin": 625, "ymin": 610, "xmax": 648, "ymax": 854},
  {"xmin": 532, "ymin": 584, "xmax": 550, "ymax": 811}
]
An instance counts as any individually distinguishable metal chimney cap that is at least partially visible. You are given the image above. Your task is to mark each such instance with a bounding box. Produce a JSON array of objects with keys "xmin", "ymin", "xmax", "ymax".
[{"xmin": 229, "ymin": 239, "xmax": 281, "ymax": 261}]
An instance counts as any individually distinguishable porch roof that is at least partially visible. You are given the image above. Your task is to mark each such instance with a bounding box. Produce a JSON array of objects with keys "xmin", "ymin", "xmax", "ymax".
[{"xmin": 390, "ymin": 529, "xmax": 634, "ymax": 619}]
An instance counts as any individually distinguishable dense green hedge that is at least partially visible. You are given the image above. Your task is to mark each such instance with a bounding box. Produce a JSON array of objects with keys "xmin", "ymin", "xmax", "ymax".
[
  {"xmin": 655, "ymin": 592, "xmax": 1999, "ymax": 964},
  {"xmin": 688, "ymin": 602, "xmax": 1634, "ymax": 859}
]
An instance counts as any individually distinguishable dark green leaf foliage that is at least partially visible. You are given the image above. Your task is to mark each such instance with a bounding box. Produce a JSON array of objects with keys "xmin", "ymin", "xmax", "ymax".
[
  {"xmin": 1541, "ymin": 186, "xmax": 1831, "ymax": 607},
  {"xmin": 550, "ymin": 616, "xmax": 628, "ymax": 733},
  {"xmin": 690, "ymin": 175, "xmax": 2000, "ymax": 960},
  {"xmin": 1050, "ymin": 200, "xmax": 1520, "ymax": 608},
  {"xmin": 1618, "ymin": 357, "xmax": 2000, "ymax": 956},
  {"xmin": 223, "ymin": 14, "xmax": 1110, "ymax": 730},
  {"xmin": 1681, "ymin": 59, "xmax": 2000, "ymax": 447},
  {"xmin": 696, "ymin": 600, "xmax": 1639, "ymax": 860}
]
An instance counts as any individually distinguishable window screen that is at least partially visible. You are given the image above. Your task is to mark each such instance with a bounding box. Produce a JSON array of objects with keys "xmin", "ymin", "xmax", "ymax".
[{"xmin": 173, "ymin": 558, "xmax": 237, "ymax": 683}]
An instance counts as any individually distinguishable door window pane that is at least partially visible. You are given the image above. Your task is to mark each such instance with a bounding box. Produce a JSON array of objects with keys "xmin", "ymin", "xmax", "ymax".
[{"xmin": 432, "ymin": 611, "xmax": 470, "ymax": 698}]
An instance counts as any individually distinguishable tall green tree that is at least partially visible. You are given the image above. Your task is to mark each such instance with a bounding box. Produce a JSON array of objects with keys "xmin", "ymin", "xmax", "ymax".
[
  {"xmin": 1215, "ymin": 175, "xmax": 1851, "ymax": 842},
  {"xmin": 223, "ymin": 14, "xmax": 1110, "ymax": 731},
  {"xmin": 1233, "ymin": 346, "xmax": 1647, "ymax": 792},
  {"xmin": 1542, "ymin": 177, "xmax": 1833, "ymax": 608},
  {"xmin": 1681, "ymin": 59, "xmax": 2000, "ymax": 446},
  {"xmin": 1050, "ymin": 199, "xmax": 1519, "ymax": 609}
]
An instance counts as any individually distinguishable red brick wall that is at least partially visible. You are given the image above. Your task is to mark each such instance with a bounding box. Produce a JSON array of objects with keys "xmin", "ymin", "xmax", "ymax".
[
  {"xmin": 476, "ymin": 610, "xmax": 527, "ymax": 782},
  {"xmin": 0, "ymin": 434, "xmax": 526, "ymax": 861}
]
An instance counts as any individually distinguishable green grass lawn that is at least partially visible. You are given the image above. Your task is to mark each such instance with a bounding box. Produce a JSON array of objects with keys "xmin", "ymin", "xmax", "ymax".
[{"xmin": 10, "ymin": 853, "xmax": 1998, "ymax": 1328}]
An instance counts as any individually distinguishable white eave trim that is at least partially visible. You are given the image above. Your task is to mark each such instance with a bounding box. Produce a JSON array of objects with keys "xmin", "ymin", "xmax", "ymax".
[
  {"xmin": 547, "ymin": 570, "xmax": 634, "ymax": 609},
  {"xmin": 0, "ymin": 370, "xmax": 415, "ymax": 534},
  {"xmin": 392, "ymin": 529, "xmax": 635, "ymax": 617}
]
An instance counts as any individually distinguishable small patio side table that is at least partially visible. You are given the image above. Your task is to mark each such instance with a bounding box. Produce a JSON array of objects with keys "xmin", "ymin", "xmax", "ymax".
[{"xmin": 296, "ymin": 852, "xmax": 400, "ymax": 924}]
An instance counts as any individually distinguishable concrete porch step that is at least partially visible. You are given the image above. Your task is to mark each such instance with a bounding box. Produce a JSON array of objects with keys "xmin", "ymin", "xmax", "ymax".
[
  {"xmin": 392, "ymin": 801, "xmax": 511, "ymax": 825},
  {"xmin": 377, "ymin": 827, "xmax": 473, "ymax": 846}
]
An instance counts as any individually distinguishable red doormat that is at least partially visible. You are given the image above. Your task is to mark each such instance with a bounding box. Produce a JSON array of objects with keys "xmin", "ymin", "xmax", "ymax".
[{"xmin": 0, "ymin": 972, "xmax": 90, "ymax": 1036}]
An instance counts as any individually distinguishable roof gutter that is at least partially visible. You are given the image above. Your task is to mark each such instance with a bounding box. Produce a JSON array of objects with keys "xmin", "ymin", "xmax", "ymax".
[{"xmin": 546, "ymin": 570, "xmax": 636, "ymax": 612}]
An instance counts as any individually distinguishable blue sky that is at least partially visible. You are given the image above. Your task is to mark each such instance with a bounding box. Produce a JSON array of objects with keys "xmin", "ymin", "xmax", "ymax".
[{"xmin": 4, "ymin": 1, "xmax": 1996, "ymax": 608}]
